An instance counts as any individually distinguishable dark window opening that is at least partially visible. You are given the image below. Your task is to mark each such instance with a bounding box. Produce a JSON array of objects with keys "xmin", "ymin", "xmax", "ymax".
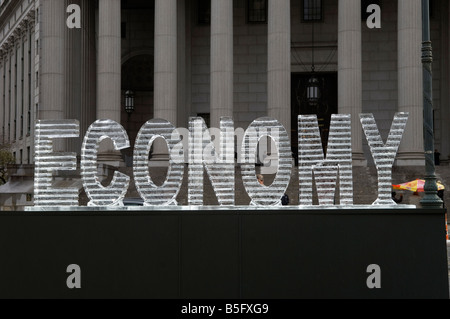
[
  {"xmin": 302, "ymin": 0, "xmax": 323, "ymax": 22},
  {"xmin": 291, "ymin": 72, "xmax": 338, "ymax": 165},
  {"xmin": 198, "ymin": 0, "xmax": 211, "ymax": 25},
  {"xmin": 247, "ymin": 0, "xmax": 268, "ymax": 23}
]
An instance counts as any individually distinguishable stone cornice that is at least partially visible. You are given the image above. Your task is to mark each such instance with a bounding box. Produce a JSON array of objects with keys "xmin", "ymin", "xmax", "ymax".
[{"xmin": 0, "ymin": 1, "xmax": 35, "ymax": 52}]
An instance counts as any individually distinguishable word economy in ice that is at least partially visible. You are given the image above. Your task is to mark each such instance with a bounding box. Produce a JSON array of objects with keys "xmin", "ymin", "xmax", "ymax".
[{"xmin": 33, "ymin": 112, "xmax": 408, "ymax": 208}]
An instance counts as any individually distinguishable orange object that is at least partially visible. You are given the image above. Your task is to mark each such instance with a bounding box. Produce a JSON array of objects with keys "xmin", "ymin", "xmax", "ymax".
[
  {"xmin": 446, "ymin": 214, "xmax": 448, "ymax": 241},
  {"xmin": 392, "ymin": 179, "xmax": 445, "ymax": 193}
]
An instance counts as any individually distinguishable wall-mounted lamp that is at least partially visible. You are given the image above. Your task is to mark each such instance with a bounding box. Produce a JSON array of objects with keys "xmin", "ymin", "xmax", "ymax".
[
  {"xmin": 306, "ymin": 76, "xmax": 320, "ymax": 106},
  {"xmin": 125, "ymin": 90, "xmax": 135, "ymax": 115}
]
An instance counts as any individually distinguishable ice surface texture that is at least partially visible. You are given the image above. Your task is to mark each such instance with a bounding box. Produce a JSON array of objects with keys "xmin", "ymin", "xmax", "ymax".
[
  {"xmin": 34, "ymin": 120, "xmax": 80, "ymax": 206},
  {"xmin": 133, "ymin": 119, "xmax": 184, "ymax": 206},
  {"xmin": 298, "ymin": 114, "xmax": 353, "ymax": 206},
  {"xmin": 81, "ymin": 119, "xmax": 130, "ymax": 206},
  {"xmin": 360, "ymin": 113, "xmax": 409, "ymax": 205},
  {"xmin": 240, "ymin": 117, "xmax": 292, "ymax": 206}
]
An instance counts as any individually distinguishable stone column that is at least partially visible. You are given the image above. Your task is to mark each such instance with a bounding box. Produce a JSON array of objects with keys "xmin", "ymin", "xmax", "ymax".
[
  {"xmin": 97, "ymin": 0, "xmax": 123, "ymax": 165},
  {"xmin": 11, "ymin": 37, "xmax": 17, "ymax": 143},
  {"xmin": 3, "ymin": 46, "xmax": 10, "ymax": 143},
  {"xmin": 27, "ymin": 12, "xmax": 35, "ymax": 140},
  {"xmin": 97, "ymin": 0, "xmax": 121, "ymax": 121},
  {"xmin": 338, "ymin": 0, "xmax": 365, "ymax": 165},
  {"xmin": 154, "ymin": 0, "xmax": 177, "ymax": 124},
  {"xmin": 16, "ymin": 30, "xmax": 24, "ymax": 142},
  {"xmin": 152, "ymin": 0, "xmax": 177, "ymax": 163},
  {"xmin": 177, "ymin": 0, "xmax": 190, "ymax": 129},
  {"xmin": 64, "ymin": 0, "xmax": 82, "ymax": 154},
  {"xmin": 65, "ymin": 0, "xmax": 96, "ymax": 155},
  {"xmin": 39, "ymin": 0, "xmax": 65, "ymax": 123},
  {"xmin": 267, "ymin": 0, "xmax": 291, "ymax": 134},
  {"xmin": 396, "ymin": 0, "xmax": 424, "ymax": 166},
  {"xmin": 81, "ymin": 0, "xmax": 97, "ymax": 142},
  {"xmin": 0, "ymin": 51, "xmax": 4, "ymax": 143},
  {"xmin": 22, "ymin": 24, "xmax": 31, "ymax": 143},
  {"xmin": 210, "ymin": 0, "xmax": 233, "ymax": 129}
]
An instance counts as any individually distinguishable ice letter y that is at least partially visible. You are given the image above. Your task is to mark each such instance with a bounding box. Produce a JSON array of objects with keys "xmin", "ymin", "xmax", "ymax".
[{"xmin": 360, "ymin": 113, "xmax": 409, "ymax": 205}]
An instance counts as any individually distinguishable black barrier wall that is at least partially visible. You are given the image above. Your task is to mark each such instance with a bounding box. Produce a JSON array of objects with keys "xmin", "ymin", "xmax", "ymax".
[{"xmin": 0, "ymin": 208, "xmax": 448, "ymax": 299}]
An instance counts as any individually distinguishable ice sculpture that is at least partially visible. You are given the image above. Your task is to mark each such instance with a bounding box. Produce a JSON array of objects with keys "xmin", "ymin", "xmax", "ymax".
[
  {"xmin": 240, "ymin": 117, "xmax": 292, "ymax": 206},
  {"xmin": 360, "ymin": 113, "xmax": 409, "ymax": 205},
  {"xmin": 133, "ymin": 119, "xmax": 184, "ymax": 206},
  {"xmin": 34, "ymin": 120, "xmax": 80, "ymax": 206},
  {"xmin": 298, "ymin": 114, "xmax": 353, "ymax": 206},
  {"xmin": 188, "ymin": 117, "xmax": 235, "ymax": 206},
  {"xmin": 81, "ymin": 119, "xmax": 130, "ymax": 206}
]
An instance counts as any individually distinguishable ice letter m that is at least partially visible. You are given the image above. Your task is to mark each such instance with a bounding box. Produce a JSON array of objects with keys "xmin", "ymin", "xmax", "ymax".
[{"xmin": 298, "ymin": 114, "xmax": 353, "ymax": 206}]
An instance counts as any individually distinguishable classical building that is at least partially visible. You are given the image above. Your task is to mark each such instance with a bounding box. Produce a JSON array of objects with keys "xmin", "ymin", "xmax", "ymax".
[{"xmin": 0, "ymin": 0, "xmax": 449, "ymax": 208}]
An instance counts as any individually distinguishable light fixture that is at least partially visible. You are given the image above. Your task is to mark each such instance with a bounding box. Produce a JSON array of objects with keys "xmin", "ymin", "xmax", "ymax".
[
  {"xmin": 125, "ymin": 90, "xmax": 134, "ymax": 115},
  {"xmin": 306, "ymin": 76, "xmax": 320, "ymax": 106},
  {"xmin": 306, "ymin": 15, "xmax": 321, "ymax": 106}
]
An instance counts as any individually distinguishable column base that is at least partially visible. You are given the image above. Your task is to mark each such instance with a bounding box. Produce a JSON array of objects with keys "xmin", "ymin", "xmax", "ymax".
[
  {"xmin": 149, "ymin": 153, "xmax": 170, "ymax": 168},
  {"xmin": 396, "ymin": 152, "xmax": 425, "ymax": 167},
  {"xmin": 352, "ymin": 152, "xmax": 367, "ymax": 167},
  {"xmin": 97, "ymin": 151, "xmax": 125, "ymax": 168},
  {"xmin": 420, "ymin": 196, "xmax": 444, "ymax": 208}
]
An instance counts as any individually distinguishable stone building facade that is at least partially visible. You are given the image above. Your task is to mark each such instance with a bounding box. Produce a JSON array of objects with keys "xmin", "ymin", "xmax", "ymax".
[{"xmin": 0, "ymin": 0, "xmax": 450, "ymax": 208}]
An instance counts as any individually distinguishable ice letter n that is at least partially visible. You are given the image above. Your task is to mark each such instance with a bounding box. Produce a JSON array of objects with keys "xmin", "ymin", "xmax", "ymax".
[
  {"xmin": 34, "ymin": 120, "xmax": 80, "ymax": 206},
  {"xmin": 298, "ymin": 114, "xmax": 353, "ymax": 206},
  {"xmin": 188, "ymin": 117, "xmax": 235, "ymax": 206}
]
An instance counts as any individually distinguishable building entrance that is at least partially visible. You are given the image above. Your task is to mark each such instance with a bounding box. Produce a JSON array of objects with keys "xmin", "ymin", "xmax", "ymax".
[{"xmin": 291, "ymin": 72, "xmax": 338, "ymax": 165}]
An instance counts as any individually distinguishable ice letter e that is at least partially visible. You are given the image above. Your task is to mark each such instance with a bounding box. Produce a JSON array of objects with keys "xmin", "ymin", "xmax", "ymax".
[{"xmin": 34, "ymin": 120, "xmax": 80, "ymax": 207}]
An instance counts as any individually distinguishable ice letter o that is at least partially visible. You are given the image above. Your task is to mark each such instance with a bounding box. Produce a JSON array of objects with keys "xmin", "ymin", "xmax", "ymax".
[
  {"xmin": 241, "ymin": 117, "xmax": 292, "ymax": 206},
  {"xmin": 133, "ymin": 119, "xmax": 184, "ymax": 206}
]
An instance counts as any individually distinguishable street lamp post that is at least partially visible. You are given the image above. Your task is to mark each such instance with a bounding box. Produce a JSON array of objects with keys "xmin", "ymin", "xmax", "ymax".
[{"xmin": 420, "ymin": 0, "xmax": 443, "ymax": 207}]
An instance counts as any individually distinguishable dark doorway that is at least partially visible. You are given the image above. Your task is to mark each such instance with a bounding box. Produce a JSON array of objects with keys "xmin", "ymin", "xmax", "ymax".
[{"xmin": 291, "ymin": 72, "xmax": 338, "ymax": 165}]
